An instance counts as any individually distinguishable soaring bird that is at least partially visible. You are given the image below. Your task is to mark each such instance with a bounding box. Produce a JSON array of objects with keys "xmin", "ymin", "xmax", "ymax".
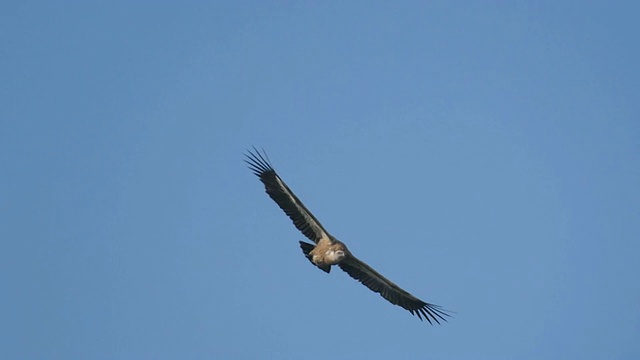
[{"xmin": 245, "ymin": 148, "xmax": 450, "ymax": 324}]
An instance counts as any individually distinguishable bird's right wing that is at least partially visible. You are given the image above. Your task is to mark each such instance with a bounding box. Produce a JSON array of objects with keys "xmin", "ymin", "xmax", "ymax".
[{"xmin": 245, "ymin": 148, "xmax": 331, "ymax": 244}]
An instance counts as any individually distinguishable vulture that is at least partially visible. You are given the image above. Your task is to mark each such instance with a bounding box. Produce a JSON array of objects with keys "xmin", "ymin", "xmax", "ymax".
[{"xmin": 245, "ymin": 148, "xmax": 450, "ymax": 324}]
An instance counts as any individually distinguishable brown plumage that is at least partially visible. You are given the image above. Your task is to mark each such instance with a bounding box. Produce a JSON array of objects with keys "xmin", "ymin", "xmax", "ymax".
[{"xmin": 245, "ymin": 148, "xmax": 450, "ymax": 324}]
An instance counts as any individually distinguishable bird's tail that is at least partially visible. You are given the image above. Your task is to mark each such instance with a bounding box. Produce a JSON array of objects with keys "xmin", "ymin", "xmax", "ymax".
[
  {"xmin": 298, "ymin": 241, "xmax": 331, "ymax": 273},
  {"xmin": 299, "ymin": 241, "xmax": 314, "ymax": 258}
]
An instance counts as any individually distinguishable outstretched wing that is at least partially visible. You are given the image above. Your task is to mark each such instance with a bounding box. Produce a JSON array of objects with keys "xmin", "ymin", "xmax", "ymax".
[
  {"xmin": 339, "ymin": 255, "xmax": 450, "ymax": 324},
  {"xmin": 245, "ymin": 148, "xmax": 331, "ymax": 244}
]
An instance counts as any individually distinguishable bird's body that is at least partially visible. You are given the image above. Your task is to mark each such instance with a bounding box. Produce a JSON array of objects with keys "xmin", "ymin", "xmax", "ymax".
[
  {"xmin": 302, "ymin": 235, "xmax": 347, "ymax": 273},
  {"xmin": 245, "ymin": 148, "xmax": 450, "ymax": 324}
]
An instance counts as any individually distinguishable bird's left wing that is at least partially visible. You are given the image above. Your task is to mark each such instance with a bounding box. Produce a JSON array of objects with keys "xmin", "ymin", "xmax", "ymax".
[
  {"xmin": 339, "ymin": 255, "xmax": 450, "ymax": 324},
  {"xmin": 245, "ymin": 148, "xmax": 331, "ymax": 244}
]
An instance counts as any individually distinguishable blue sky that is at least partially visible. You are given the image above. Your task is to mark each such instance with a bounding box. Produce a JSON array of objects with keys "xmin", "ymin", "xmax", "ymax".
[{"xmin": 2, "ymin": 1, "xmax": 639, "ymax": 359}]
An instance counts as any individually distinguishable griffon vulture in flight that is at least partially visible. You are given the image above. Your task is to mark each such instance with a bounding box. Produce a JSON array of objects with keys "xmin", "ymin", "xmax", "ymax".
[{"xmin": 245, "ymin": 148, "xmax": 449, "ymax": 324}]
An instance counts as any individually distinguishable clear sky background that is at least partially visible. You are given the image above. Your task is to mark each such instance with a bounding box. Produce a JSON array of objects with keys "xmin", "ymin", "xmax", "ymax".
[{"xmin": 2, "ymin": 2, "xmax": 639, "ymax": 359}]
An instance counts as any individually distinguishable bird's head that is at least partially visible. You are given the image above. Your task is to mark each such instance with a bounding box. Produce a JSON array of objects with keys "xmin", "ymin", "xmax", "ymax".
[{"xmin": 327, "ymin": 249, "xmax": 345, "ymax": 264}]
